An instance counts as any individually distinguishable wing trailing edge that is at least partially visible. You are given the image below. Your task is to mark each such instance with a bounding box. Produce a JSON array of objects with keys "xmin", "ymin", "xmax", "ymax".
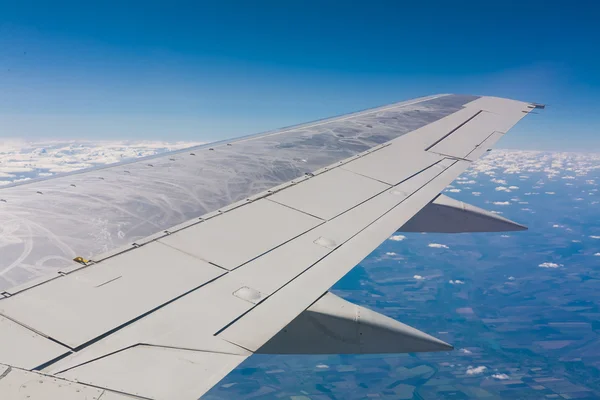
[
  {"xmin": 257, "ymin": 292, "xmax": 452, "ymax": 355},
  {"xmin": 399, "ymin": 194, "xmax": 527, "ymax": 233}
]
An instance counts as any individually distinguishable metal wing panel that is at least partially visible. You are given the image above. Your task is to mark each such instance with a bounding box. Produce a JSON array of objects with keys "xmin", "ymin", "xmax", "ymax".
[
  {"xmin": 58, "ymin": 345, "xmax": 247, "ymax": 400},
  {"xmin": 44, "ymin": 274, "xmax": 254, "ymax": 375},
  {"xmin": 0, "ymin": 316, "xmax": 70, "ymax": 370},
  {"xmin": 0, "ymin": 365, "xmax": 107, "ymax": 400},
  {"xmin": 340, "ymin": 143, "xmax": 443, "ymax": 185},
  {"xmin": 267, "ymin": 167, "xmax": 391, "ymax": 220},
  {"xmin": 0, "ymin": 94, "xmax": 536, "ymax": 400},
  {"xmin": 158, "ymin": 199, "xmax": 323, "ymax": 270},
  {"xmin": 215, "ymin": 97, "xmax": 532, "ymax": 353},
  {"xmin": 23, "ymin": 160, "xmax": 462, "ymax": 399},
  {"xmin": 216, "ymin": 160, "xmax": 470, "ymax": 352},
  {"xmin": 466, "ymin": 130, "xmax": 505, "ymax": 161},
  {"xmin": 227, "ymin": 161, "xmax": 450, "ymax": 297},
  {"xmin": 427, "ymin": 111, "xmax": 505, "ymax": 158},
  {"xmin": 0, "ymin": 242, "xmax": 225, "ymax": 348},
  {"xmin": 472, "ymin": 95, "xmax": 532, "ymax": 116},
  {"xmin": 0, "ymin": 94, "xmax": 477, "ymax": 291}
]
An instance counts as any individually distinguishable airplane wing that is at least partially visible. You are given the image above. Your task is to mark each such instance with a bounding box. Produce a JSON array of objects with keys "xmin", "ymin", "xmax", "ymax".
[{"xmin": 0, "ymin": 94, "xmax": 541, "ymax": 399}]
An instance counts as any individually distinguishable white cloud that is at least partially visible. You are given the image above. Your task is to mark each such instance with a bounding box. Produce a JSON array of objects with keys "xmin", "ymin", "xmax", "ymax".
[
  {"xmin": 11, "ymin": 177, "xmax": 31, "ymax": 183},
  {"xmin": 492, "ymin": 373, "xmax": 510, "ymax": 380},
  {"xmin": 447, "ymin": 188, "xmax": 461, "ymax": 193},
  {"xmin": 428, "ymin": 243, "xmax": 449, "ymax": 249},
  {"xmin": 315, "ymin": 364, "xmax": 329, "ymax": 369},
  {"xmin": 538, "ymin": 262, "xmax": 562, "ymax": 268},
  {"xmin": 466, "ymin": 366, "xmax": 487, "ymax": 376},
  {"xmin": 385, "ymin": 252, "xmax": 397, "ymax": 256},
  {"xmin": 413, "ymin": 275, "xmax": 425, "ymax": 280},
  {"xmin": 545, "ymin": 192, "xmax": 556, "ymax": 195},
  {"xmin": 471, "ymin": 192, "xmax": 482, "ymax": 196},
  {"xmin": 501, "ymin": 235, "xmax": 510, "ymax": 238},
  {"xmin": 590, "ymin": 236, "xmax": 600, "ymax": 239},
  {"xmin": 389, "ymin": 235, "xmax": 406, "ymax": 241},
  {"xmin": 508, "ymin": 186, "xmax": 519, "ymax": 190},
  {"xmin": 508, "ymin": 276, "xmax": 515, "ymax": 280},
  {"xmin": 492, "ymin": 201, "xmax": 510, "ymax": 206},
  {"xmin": 594, "ymin": 253, "xmax": 600, "ymax": 257},
  {"xmin": 0, "ymin": 140, "xmax": 203, "ymax": 183},
  {"xmin": 495, "ymin": 186, "xmax": 511, "ymax": 192},
  {"xmin": 449, "ymin": 279, "xmax": 465, "ymax": 285},
  {"xmin": 470, "ymin": 150, "xmax": 600, "ymax": 183},
  {"xmin": 459, "ymin": 348, "xmax": 472, "ymax": 354}
]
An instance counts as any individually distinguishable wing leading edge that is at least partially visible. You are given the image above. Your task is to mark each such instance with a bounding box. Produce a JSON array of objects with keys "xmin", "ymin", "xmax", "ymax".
[{"xmin": 0, "ymin": 94, "xmax": 540, "ymax": 399}]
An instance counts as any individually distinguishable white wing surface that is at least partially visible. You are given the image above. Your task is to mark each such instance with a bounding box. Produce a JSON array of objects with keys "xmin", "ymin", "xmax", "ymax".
[{"xmin": 0, "ymin": 94, "xmax": 541, "ymax": 399}]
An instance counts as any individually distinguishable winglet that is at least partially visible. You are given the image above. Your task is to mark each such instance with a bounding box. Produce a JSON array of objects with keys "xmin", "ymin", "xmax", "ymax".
[
  {"xmin": 399, "ymin": 194, "xmax": 527, "ymax": 233},
  {"xmin": 257, "ymin": 292, "xmax": 452, "ymax": 355}
]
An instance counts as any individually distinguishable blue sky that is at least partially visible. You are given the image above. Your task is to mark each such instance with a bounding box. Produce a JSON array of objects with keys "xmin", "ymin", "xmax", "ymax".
[{"xmin": 0, "ymin": 1, "xmax": 598, "ymax": 151}]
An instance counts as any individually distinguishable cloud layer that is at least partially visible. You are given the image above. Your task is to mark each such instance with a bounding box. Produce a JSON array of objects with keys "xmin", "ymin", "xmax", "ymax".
[{"xmin": 0, "ymin": 140, "xmax": 202, "ymax": 185}]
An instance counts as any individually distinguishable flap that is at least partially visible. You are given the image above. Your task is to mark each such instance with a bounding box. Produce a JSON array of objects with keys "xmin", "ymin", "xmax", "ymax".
[
  {"xmin": 0, "ymin": 242, "xmax": 225, "ymax": 349},
  {"xmin": 58, "ymin": 346, "xmax": 247, "ymax": 400}
]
